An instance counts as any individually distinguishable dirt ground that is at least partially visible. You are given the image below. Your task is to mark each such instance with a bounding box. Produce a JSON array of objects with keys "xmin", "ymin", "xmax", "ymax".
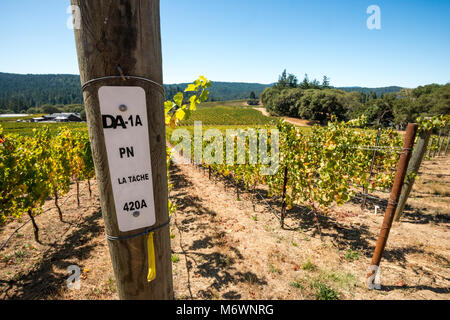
[
  {"xmin": 253, "ymin": 107, "xmax": 318, "ymax": 127},
  {"xmin": 0, "ymin": 156, "xmax": 449, "ymax": 300}
]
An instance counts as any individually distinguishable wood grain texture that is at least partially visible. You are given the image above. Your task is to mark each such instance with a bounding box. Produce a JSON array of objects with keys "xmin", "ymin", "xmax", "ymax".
[{"xmin": 71, "ymin": 0, "xmax": 173, "ymax": 299}]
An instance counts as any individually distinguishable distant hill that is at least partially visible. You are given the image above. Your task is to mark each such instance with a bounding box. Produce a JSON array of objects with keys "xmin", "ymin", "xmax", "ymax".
[
  {"xmin": 0, "ymin": 72, "xmax": 403, "ymax": 113},
  {"xmin": 0, "ymin": 73, "xmax": 272, "ymax": 113},
  {"xmin": 165, "ymin": 81, "xmax": 270, "ymax": 102},
  {"xmin": 336, "ymin": 86, "xmax": 404, "ymax": 95},
  {"xmin": 0, "ymin": 73, "xmax": 83, "ymax": 113}
]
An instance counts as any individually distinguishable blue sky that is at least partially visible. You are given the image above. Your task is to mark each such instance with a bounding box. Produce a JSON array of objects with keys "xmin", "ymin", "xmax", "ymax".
[{"xmin": 0, "ymin": 0, "xmax": 449, "ymax": 87}]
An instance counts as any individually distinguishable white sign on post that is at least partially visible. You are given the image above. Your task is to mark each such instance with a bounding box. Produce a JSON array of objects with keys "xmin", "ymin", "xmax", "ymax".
[{"xmin": 98, "ymin": 86, "xmax": 156, "ymax": 232}]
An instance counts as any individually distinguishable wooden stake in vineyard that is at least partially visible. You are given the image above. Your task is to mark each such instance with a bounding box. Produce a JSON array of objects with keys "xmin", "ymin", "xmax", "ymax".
[
  {"xmin": 367, "ymin": 123, "xmax": 418, "ymax": 287},
  {"xmin": 71, "ymin": 0, "xmax": 173, "ymax": 299},
  {"xmin": 280, "ymin": 166, "xmax": 289, "ymax": 228},
  {"xmin": 393, "ymin": 128, "xmax": 432, "ymax": 222}
]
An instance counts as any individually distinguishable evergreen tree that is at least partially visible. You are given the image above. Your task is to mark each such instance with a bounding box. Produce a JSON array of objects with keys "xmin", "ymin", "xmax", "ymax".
[
  {"xmin": 273, "ymin": 70, "xmax": 298, "ymax": 89},
  {"xmin": 322, "ymin": 76, "xmax": 330, "ymax": 88},
  {"xmin": 299, "ymin": 74, "xmax": 310, "ymax": 89}
]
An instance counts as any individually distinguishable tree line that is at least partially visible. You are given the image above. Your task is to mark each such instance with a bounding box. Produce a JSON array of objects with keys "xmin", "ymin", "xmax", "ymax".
[
  {"xmin": 0, "ymin": 73, "xmax": 268, "ymax": 113},
  {"xmin": 262, "ymin": 70, "xmax": 450, "ymax": 128}
]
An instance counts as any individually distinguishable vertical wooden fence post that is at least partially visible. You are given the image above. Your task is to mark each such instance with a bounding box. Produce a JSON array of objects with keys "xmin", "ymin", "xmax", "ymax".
[
  {"xmin": 438, "ymin": 132, "xmax": 445, "ymax": 156},
  {"xmin": 367, "ymin": 123, "xmax": 418, "ymax": 286},
  {"xmin": 393, "ymin": 129, "xmax": 432, "ymax": 222},
  {"xmin": 280, "ymin": 166, "xmax": 289, "ymax": 228},
  {"xmin": 71, "ymin": 0, "xmax": 173, "ymax": 299},
  {"xmin": 428, "ymin": 137, "xmax": 434, "ymax": 158},
  {"xmin": 445, "ymin": 132, "xmax": 450, "ymax": 155},
  {"xmin": 433, "ymin": 131, "xmax": 441, "ymax": 157}
]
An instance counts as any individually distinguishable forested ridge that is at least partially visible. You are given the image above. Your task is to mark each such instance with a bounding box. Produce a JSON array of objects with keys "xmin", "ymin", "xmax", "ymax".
[
  {"xmin": 0, "ymin": 73, "xmax": 268, "ymax": 113},
  {"xmin": 262, "ymin": 70, "xmax": 450, "ymax": 128},
  {"xmin": 1, "ymin": 72, "xmax": 404, "ymax": 114}
]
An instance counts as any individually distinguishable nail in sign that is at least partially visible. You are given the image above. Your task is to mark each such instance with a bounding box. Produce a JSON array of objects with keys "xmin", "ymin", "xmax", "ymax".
[{"xmin": 98, "ymin": 86, "xmax": 156, "ymax": 232}]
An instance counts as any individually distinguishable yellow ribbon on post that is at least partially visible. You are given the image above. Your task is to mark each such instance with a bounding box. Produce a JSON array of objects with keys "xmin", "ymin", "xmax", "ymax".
[{"xmin": 147, "ymin": 232, "xmax": 156, "ymax": 282}]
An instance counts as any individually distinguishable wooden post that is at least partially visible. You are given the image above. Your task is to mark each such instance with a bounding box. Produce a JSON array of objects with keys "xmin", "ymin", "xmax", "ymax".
[
  {"xmin": 367, "ymin": 123, "xmax": 417, "ymax": 286},
  {"xmin": 428, "ymin": 137, "xmax": 434, "ymax": 158},
  {"xmin": 438, "ymin": 132, "xmax": 445, "ymax": 156},
  {"xmin": 280, "ymin": 166, "xmax": 289, "ymax": 228},
  {"xmin": 433, "ymin": 131, "xmax": 441, "ymax": 158},
  {"xmin": 71, "ymin": 0, "xmax": 173, "ymax": 299},
  {"xmin": 393, "ymin": 129, "xmax": 432, "ymax": 222},
  {"xmin": 445, "ymin": 132, "xmax": 450, "ymax": 155}
]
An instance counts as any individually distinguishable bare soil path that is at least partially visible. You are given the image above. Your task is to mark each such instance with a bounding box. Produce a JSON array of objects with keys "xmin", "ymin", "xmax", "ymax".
[{"xmin": 253, "ymin": 108, "xmax": 317, "ymax": 127}]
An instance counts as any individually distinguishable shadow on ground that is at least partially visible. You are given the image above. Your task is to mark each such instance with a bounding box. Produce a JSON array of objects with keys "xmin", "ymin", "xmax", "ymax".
[
  {"xmin": 170, "ymin": 164, "xmax": 267, "ymax": 300},
  {"xmin": 0, "ymin": 209, "xmax": 103, "ymax": 300}
]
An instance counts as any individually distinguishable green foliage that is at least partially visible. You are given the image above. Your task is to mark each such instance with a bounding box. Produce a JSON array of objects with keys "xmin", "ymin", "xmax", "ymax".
[
  {"xmin": 49, "ymin": 128, "xmax": 73, "ymax": 202},
  {"xmin": 267, "ymin": 119, "xmax": 402, "ymax": 214},
  {"xmin": 289, "ymin": 280, "xmax": 304, "ymax": 289},
  {"xmin": 178, "ymin": 104, "xmax": 274, "ymax": 126},
  {"xmin": 263, "ymin": 71, "xmax": 448, "ymax": 127},
  {"xmin": 301, "ymin": 260, "xmax": 317, "ymax": 271},
  {"xmin": 322, "ymin": 76, "xmax": 330, "ymax": 89},
  {"xmin": 0, "ymin": 76, "xmax": 211, "ymax": 240},
  {"xmin": 269, "ymin": 264, "xmax": 281, "ymax": 274},
  {"xmin": 357, "ymin": 84, "xmax": 450, "ymax": 128},
  {"xmin": 273, "ymin": 70, "xmax": 299, "ymax": 90},
  {"xmin": 0, "ymin": 120, "xmax": 87, "ymax": 137},
  {"xmin": 417, "ymin": 114, "xmax": 450, "ymax": 132},
  {"xmin": 340, "ymin": 86, "xmax": 402, "ymax": 97},
  {"xmin": 0, "ymin": 127, "xmax": 53, "ymax": 226},
  {"xmin": 165, "ymin": 76, "xmax": 211, "ymax": 128},
  {"xmin": 313, "ymin": 282, "xmax": 340, "ymax": 300},
  {"xmin": 247, "ymin": 91, "xmax": 259, "ymax": 105},
  {"xmin": 262, "ymin": 86, "xmax": 360, "ymax": 122},
  {"xmin": 191, "ymin": 118, "xmax": 402, "ymax": 224},
  {"xmin": 165, "ymin": 81, "xmax": 269, "ymax": 102},
  {"xmin": 0, "ymin": 73, "xmax": 84, "ymax": 113},
  {"xmin": 41, "ymin": 105, "xmax": 61, "ymax": 114},
  {"xmin": 297, "ymin": 89, "xmax": 348, "ymax": 122},
  {"xmin": 0, "ymin": 72, "xmax": 264, "ymax": 113},
  {"xmin": 0, "ymin": 125, "xmax": 95, "ymax": 232},
  {"xmin": 165, "ymin": 77, "xmax": 211, "ymax": 216},
  {"xmin": 344, "ymin": 249, "xmax": 360, "ymax": 262}
]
